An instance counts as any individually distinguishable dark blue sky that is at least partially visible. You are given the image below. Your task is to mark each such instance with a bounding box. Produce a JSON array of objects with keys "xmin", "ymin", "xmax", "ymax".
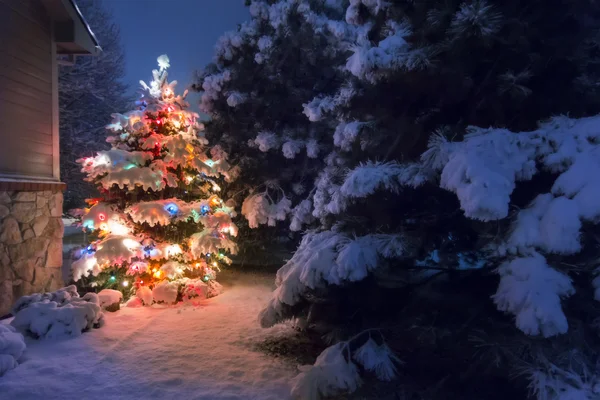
[{"xmin": 104, "ymin": 0, "xmax": 249, "ymax": 103}]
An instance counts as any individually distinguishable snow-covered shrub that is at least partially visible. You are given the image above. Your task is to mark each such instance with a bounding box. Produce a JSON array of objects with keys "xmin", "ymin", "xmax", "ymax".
[
  {"xmin": 97, "ymin": 289, "xmax": 123, "ymax": 309},
  {"xmin": 0, "ymin": 324, "xmax": 26, "ymax": 376},
  {"xmin": 11, "ymin": 286, "xmax": 104, "ymax": 339},
  {"xmin": 136, "ymin": 286, "xmax": 153, "ymax": 306},
  {"xmin": 151, "ymin": 280, "xmax": 179, "ymax": 304}
]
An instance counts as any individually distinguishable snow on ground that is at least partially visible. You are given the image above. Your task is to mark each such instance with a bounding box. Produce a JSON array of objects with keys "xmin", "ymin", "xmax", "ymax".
[{"xmin": 0, "ymin": 271, "xmax": 297, "ymax": 400}]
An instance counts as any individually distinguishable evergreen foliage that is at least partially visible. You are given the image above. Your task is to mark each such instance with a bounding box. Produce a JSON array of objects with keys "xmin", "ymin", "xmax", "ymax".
[{"xmin": 200, "ymin": 0, "xmax": 600, "ymax": 398}]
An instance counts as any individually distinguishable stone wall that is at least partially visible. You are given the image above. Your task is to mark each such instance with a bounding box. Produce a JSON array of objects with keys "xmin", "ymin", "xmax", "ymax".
[{"xmin": 0, "ymin": 190, "xmax": 64, "ymax": 316}]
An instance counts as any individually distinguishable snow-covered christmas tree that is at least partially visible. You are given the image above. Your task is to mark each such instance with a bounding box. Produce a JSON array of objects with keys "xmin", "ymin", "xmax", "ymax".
[{"xmin": 70, "ymin": 55, "xmax": 237, "ymax": 305}]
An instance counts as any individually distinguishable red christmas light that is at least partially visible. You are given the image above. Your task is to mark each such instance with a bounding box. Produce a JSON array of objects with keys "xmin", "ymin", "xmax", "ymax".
[{"xmin": 98, "ymin": 213, "xmax": 106, "ymax": 221}]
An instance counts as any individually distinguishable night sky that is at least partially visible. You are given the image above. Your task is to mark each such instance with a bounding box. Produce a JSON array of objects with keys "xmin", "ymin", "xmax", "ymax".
[{"xmin": 104, "ymin": 0, "xmax": 250, "ymax": 105}]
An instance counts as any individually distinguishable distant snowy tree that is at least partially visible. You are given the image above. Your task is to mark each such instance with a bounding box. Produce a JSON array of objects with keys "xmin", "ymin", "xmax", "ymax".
[
  {"xmin": 59, "ymin": 0, "xmax": 130, "ymax": 210},
  {"xmin": 194, "ymin": 0, "xmax": 350, "ymax": 264},
  {"xmin": 203, "ymin": 0, "xmax": 600, "ymax": 399}
]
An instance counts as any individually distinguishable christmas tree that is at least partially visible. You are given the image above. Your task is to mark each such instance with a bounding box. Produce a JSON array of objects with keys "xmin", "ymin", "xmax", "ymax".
[{"xmin": 70, "ymin": 55, "xmax": 237, "ymax": 305}]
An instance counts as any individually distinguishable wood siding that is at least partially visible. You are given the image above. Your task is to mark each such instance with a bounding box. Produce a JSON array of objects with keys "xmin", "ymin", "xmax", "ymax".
[{"xmin": 0, "ymin": 0, "xmax": 56, "ymax": 179}]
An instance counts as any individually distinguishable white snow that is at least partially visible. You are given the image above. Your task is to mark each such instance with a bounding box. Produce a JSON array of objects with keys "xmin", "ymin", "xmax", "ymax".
[
  {"xmin": 11, "ymin": 291, "xmax": 104, "ymax": 339},
  {"xmin": 241, "ymin": 193, "xmax": 292, "ymax": 228},
  {"xmin": 97, "ymin": 289, "xmax": 123, "ymax": 309},
  {"xmin": 151, "ymin": 280, "xmax": 179, "ymax": 304},
  {"xmin": 492, "ymin": 253, "xmax": 574, "ymax": 337},
  {"xmin": 0, "ymin": 324, "xmax": 25, "ymax": 377},
  {"xmin": 292, "ymin": 342, "xmax": 362, "ymax": 399},
  {"xmin": 0, "ymin": 273, "xmax": 297, "ymax": 400},
  {"xmin": 260, "ymin": 231, "xmax": 404, "ymax": 328}
]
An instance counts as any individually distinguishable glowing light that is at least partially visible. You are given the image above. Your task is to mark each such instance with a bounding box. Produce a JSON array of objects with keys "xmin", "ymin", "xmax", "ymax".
[
  {"xmin": 200, "ymin": 205, "xmax": 210, "ymax": 215},
  {"xmin": 204, "ymin": 159, "xmax": 215, "ymax": 167},
  {"xmin": 156, "ymin": 119, "xmax": 163, "ymax": 125},
  {"xmin": 122, "ymin": 281, "xmax": 129, "ymax": 287},
  {"xmin": 195, "ymin": 263, "xmax": 200, "ymax": 267},
  {"xmin": 94, "ymin": 154, "xmax": 110, "ymax": 166},
  {"xmin": 185, "ymin": 175, "xmax": 194, "ymax": 184},
  {"xmin": 212, "ymin": 184, "xmax": 221, "ymax": 191},
  {"xmin": 110, "ymin": 276, "xmax": 116, "ymax": 281},
  {"xmin": 173, "ymin": 120, "xmax": 181, "ymax": 128},
  {"xmin": 211, "ymin": 197, "xmax": 220, "ymax": 206},
  {"xmin": 212, "ymin": 262, "xmax": 217, "ymax": 267},
  {"xmin": 203, "ymin": 275, "xmax": 209, "ymax": 282},
  {"xmin": 82, "ymin": 219, "xmax": 95, "ymax": 230},
  {"xmin": 164, "ymin": 203, "xmax": 178, "ymax": 215},
  {"xmin": 108, "ymin": 221, "xmax": 130, "ymax": 235},
  {"xmin": 123, "ymin": 238, "xmax": 140, "ymax": 249},
  {"xmin": 98, "ymin": 213, "xmax": 106, "ymax": 221},
  {"xmin": 99, "ymin": 223, "xmax": 108, "ymax": 231},
  {"xmin": 164, "ymin": 88, "xmax": 173, "ymax": 97},
  {"xmin": 218, "ymin": 253, "xmax": 224, "ymax": 258},
  {"xmin": 123, "ymin": 163, "xmax": 136, "ymax": 170},
  {"xmin": 165, "ymin": 244, "xmax": 182, "ymax": 257},
  {"xmin": 176, "ymin": 268, "xmax": 183, "ymax": 273},
  {"xmin": 153, "ymin": 270, "xmax": 161, "ymax": 278},
  {"xmin": 167, "ymin": 106, "xmax": 174, "ymax": 112}
]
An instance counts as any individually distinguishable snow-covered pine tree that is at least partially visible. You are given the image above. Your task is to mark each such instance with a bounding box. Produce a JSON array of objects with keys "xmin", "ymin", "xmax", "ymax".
[
  {"xmin": 59, "ymin": 0, "xmax": 130, "ymax": 210},
  {"xmin": 204, "ymin": 1, "xmax": 600, "ymax": 399},
  {"xmin": 194, "ymin": 0, "xmax": 350, "ymax": 265},
  {"xmin": 70, "ymin": 55, "xmax": 237, "ymax": 305}
]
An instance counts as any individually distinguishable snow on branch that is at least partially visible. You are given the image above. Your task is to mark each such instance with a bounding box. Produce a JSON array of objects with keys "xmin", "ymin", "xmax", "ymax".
[
  {"xmin": 189, "ymin": 228, "xmax": 238, "ymax": 258},
  {"xmin": 338, "ymin": 161, "xmax": 431, "ymax": 204},
  {"xmin": 492, "ymin": 253, "xmax": 574, "ymax": 337},
  {"xmin": 259, "ymin": 231, "xmax": 405, "ymax": 327},
  {"xmin": 303, "ymin": 85, "xmax": 356, "ymax": 122},
  {"xmin": 292, "ymin": 329, "xmax": 400, "ymax": 399},
  {"xmin": 241, "ymin": 193, "xmax": 292, "ymax": 228},
  {"xmin": 438, "ymin": 126, "xmax": 538, "ymax": 221},
  {"xmin": 346, "ymin": 21, "xmax": 429, "ymax": 83}
]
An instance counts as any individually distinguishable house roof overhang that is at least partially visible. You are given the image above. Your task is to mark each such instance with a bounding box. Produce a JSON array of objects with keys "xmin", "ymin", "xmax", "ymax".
[{"xmin": 41, "ymin": 0, "xmax": 101, "ymax": 56}]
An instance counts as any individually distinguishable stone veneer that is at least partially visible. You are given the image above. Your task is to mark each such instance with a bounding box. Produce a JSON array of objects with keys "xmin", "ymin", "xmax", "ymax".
[{"xmin": 0, "ymin": 189, "xmax": 64, "ymax": 316}]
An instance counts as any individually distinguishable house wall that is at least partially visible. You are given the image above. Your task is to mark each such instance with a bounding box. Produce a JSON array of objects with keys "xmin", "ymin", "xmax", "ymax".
[
  {"xmin": 0, "ymin": 185, "xmax": 64, "ymax": 316},
  {"xmin": 0, "ymin": 0, "xmax": 64, "ymax": 316},
  {"xmin": 0, "ymin": 0, "xmax": 57, "ymax": 179}
]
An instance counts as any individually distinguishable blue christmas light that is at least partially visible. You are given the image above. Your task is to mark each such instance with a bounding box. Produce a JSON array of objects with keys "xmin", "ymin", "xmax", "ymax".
[
  {"xmin": 86, "ymin": 245, "xmax": 95, "ymax": 255},
  {"xmin": 165, "ymin": 203, "xmax": 178, "ymax": 215},
  {"xmin": 200, "ymin": 205, "xmax": 210, "ymax": 215}
]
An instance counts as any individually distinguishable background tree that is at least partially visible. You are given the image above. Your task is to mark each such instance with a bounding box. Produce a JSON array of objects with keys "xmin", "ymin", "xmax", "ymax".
[
  {"xmin": 59, "ymin": 0, "xmax": 130, "ymax": 211},
  {"xmin": 193, "ymin": 0, "xmax": 349, "ymax": 266},
  {"xmin": 70, "ymin": 56, "xmax": 237, "ymax": 306},
  {"xmin": 202, "ymin": 1, "xmax": 600, "ymax": 399}
]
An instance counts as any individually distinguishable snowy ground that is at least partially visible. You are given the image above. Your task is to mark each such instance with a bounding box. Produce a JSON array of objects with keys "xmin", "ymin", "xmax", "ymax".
[{"xmin": 0, "ymin": 271, "xmax": 298, "ymax": 400}]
